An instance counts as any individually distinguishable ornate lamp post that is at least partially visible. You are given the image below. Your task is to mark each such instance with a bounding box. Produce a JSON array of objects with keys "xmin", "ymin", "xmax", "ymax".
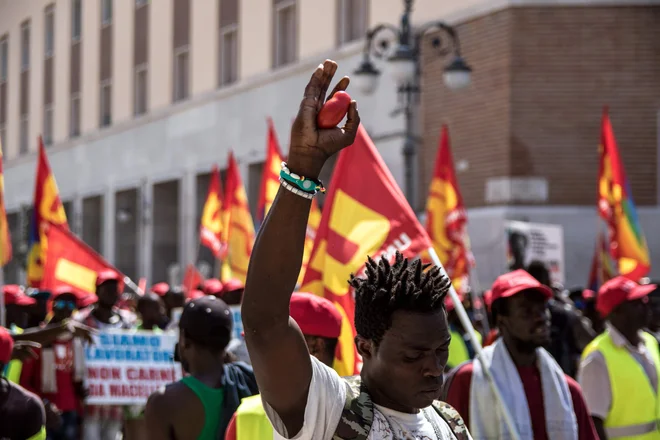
[{"xmin": 352, "ymin": 0, "xmax": 472, "ymax": 205}]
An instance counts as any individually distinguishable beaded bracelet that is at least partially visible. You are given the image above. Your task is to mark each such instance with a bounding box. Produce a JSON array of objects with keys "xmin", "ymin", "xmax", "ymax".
[
  {"xmin": 280, "ymin": 162, "xmax": 326, "ymax": 195},
  {"xmin": 280, "ymin": 178, "xmax": 315, "ymax": 200}
]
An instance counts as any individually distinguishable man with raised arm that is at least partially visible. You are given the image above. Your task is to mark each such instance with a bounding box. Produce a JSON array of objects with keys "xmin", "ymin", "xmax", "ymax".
[{"xmin": 242, "ymin": 59, "xmax": 471, "ymax": 440}]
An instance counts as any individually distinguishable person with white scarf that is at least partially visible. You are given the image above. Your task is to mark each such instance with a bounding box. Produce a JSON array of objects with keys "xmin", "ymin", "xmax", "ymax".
[{"xmin": 443, "ymin": 269, "xmax": 598, "ymax": 440}]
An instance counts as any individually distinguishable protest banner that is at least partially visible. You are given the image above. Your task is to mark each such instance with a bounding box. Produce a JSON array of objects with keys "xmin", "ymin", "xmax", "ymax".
[
  {"xmin": 229, "ymin": 305, "xmax": 243, "ymax": 341},
  {"xmin": 85, "ymin": 329, "xmax": 182, "ymax": 405},
  {"xmin": 505, "ymin": 220, "xmax": 565, "ymax": 285}
]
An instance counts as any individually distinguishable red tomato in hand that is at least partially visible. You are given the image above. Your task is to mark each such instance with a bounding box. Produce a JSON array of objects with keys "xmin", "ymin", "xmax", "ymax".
[{"xmin": 317, "ymin": 91, "xmax": 352, "ymax": 128}]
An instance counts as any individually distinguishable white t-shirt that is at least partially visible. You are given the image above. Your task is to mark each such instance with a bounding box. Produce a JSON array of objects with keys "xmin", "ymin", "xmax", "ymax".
[{"xmin": 262, "ymin": 356, "xmax": 466, "ymax": 440}]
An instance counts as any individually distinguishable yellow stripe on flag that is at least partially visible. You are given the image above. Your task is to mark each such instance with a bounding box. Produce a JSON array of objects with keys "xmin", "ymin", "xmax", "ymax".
[{"xmin": 55, "ymin": 259, "xmax": 98, "ymax": 293}]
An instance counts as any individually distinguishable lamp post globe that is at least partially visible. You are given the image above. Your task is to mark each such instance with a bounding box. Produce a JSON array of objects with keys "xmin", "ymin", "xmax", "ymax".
[
  {"xmin": 352, "ymin": 58, "xmax": 381, "ymax": 96},
  {"xmin": 443, "ymin": 56, "xmax": 472, "ymax": 90}
]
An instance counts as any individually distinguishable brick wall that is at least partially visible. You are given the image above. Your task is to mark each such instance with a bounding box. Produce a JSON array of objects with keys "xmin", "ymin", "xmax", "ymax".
[{"xmin": 421, "ymin": 5, "xmax": 660, "ymax": 209}]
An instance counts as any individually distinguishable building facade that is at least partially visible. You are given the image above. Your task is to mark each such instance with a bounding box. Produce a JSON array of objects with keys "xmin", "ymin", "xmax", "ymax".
[{"xmin": 0, "ymin": 0, "xmax": 658, "ymax": 287}]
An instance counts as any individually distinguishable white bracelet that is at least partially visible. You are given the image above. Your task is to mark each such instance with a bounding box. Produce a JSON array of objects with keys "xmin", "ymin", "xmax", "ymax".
[{"xmin": 280, "ymin": 178, "xmax": 315, "ymax": 200}]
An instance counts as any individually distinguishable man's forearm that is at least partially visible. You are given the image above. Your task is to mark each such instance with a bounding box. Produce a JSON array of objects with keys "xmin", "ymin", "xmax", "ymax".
[
  {"xmin": 242, "ymin": 187, "xmax": 312, "ymax": 330},
  {"xmin": 13, "ymin": 322, "xmax": 68, "ymax": 345}
]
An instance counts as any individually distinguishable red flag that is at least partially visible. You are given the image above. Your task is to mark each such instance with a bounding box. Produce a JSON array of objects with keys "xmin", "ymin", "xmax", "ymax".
[
  {"xmin": 423, "ymin": 125, "xmax": 474, "ymax": 294},
  {"xmin": 0, "ymin": 145, "xmax": 12, "ymax": 266},
  {"xmin": 41, "ymin": 224, "xmax": 124, "ymax": 297},
  {"xmin": 257, "ymin": 118, "xmax": 284, "ymax": 223},
  {"xmin": 27, "ymin": 138, "xmax": 69, "ymax": 287},
  {"xmin": 183, "ymin": 264, "xmax": 205, "ymax": 294},
  {"xmin": 301, "ymin": 125, "xmax": 431, "ymax": 376},
  {"xmin": 199, "ymin": 166, "xmax": 226, "ymax": 258},
  {"xmin": 598, "ymin": 107, "xmax": 650, "ymax": 279}
]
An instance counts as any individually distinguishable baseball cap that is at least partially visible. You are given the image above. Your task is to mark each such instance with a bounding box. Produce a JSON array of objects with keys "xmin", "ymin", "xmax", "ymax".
[
  {"xmin": 3, "ymin": 285, "xmax": 36, "ymax": 306},
  {"xmin": 96, "ymin": 269, "xmax": 121, "ymax": 286},
  {"xmin": 490, "ymin": 270, "xmax": 553, "ymax": 304},
  {"xmin": 151, "ymin": 282, "xmax": 170, "ymax": 297},
  {"xmin": 290, "ymin": 292, "xmax": 342, "ymax": 339},
  {"xmin": 179, "ymin": 296, "xmax": 233, "ymax": 349},
  {"xmin": 0, "ymin": 327, "xmax": 13, "ymax": 364},
  {"xmin": 597, "ymin": 276, "xmax": 657, "ymax": 317},
  {"xmin": 202, "ymin": 279, "xmax": 224, "ymax": 296},
  {"xmin": 223, "ymin": 279, "xmax": 244, "ymax": 294},
  {"xmin": 187, "ymin": 289, "xmax": 206, "ymax": 301}
]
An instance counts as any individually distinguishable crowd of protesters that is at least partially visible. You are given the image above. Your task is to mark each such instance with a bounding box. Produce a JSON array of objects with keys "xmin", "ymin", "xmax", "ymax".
[{"xmin": 2, "ymin": 59, "xmax": 660, "ymax": 440}]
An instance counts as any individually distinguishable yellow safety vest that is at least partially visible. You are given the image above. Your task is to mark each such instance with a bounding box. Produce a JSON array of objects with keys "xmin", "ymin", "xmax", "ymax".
[
  {"xmin": 3, "ymin": 326, "xmax": 23, "ymax": 384},
  {"xmin": 447, "ymin": 329, "xmax": 482, "ymax": 369},
  {"xmin": 235, "ymin": 395, "xmax": 273, "ymax": 440},
  {"xmin": 582, "ymin": 331, "xmax": 660, "ymax": 439}
]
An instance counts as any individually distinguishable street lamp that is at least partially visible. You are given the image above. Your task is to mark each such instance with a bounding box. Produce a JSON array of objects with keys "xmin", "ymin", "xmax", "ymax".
[{"xmin": 353, "ymin": 0, "xmax": 472, "ymax": 205}]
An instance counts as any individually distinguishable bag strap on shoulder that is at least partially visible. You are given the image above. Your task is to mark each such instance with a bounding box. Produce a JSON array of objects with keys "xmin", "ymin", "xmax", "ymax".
[
  {"xmin": 332, "ymin": 375, "xmax": 373, "ymax": 440},
  {"xmin": 431, "ymin": 400, "xmax": 471, "ymax": 440}
]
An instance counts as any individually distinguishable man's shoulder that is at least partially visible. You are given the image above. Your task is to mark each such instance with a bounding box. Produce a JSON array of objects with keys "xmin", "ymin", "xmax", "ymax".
[
  {"xmin": 147, "ymin": 380, "xmax": 195, "ymax": 410},
  {"xmin": 11, "ymin": 382, "xmax": 45, "ymax": 422}
]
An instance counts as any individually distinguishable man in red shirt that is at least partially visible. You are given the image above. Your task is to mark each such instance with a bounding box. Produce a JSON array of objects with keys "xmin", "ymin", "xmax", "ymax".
[{"xmin": 443, "ymin": 269, "xmax": 597, "ymax": 440}]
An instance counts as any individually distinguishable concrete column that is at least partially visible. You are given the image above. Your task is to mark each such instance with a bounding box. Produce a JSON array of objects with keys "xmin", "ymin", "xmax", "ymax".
[
  {"xmin": 103, "ymin": 185, "xmax": 116, "ymax": 264},
  {"xmin": 73, "ymin": 196, "xmax": 83, "ymax": 238},
  {"xmin": 139, "ymin": 178, "xmax": 153, "ymax": 282},
  {"xmin": 180, "ymin": 168, "xmax": 196, "ymax": 269}
]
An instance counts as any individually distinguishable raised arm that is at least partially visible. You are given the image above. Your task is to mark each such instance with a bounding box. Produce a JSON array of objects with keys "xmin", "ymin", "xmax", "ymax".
[{"xmin": 242, "ymin": 60, "xmax": 359, "ymax": 435}]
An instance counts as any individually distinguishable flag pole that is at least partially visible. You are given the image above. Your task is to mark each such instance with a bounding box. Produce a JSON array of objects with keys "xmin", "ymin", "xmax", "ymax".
[{"xmin": 428, "ymin": 247, "xmax": 520, "ymax": 440}]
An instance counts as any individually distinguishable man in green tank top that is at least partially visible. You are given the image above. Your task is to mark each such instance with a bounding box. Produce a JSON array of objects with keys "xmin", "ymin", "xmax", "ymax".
[{"xmin": 145, "ymin": 295, "xmax": 259, "ymax": 440}]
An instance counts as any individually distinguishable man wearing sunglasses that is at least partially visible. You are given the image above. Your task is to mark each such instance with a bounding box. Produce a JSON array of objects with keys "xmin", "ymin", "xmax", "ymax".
[{"xmin": 20, "ymin": 286, "xmax": 88, "ymax": 440}]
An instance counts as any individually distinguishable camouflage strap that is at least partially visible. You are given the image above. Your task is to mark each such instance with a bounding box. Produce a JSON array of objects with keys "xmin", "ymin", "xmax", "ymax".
[
  {"xmin": 431, "ymin": 400, "xmax": 470, "ymax": 440},
  {"xmin": 333, "ymin": 375, "xmax": 373, "ymax": 440},
  {"xmin": 334, "ymin": 375, "xmax": 470, "ymax": 440}
]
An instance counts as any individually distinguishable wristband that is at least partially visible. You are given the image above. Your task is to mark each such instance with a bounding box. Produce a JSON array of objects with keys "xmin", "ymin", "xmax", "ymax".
[
  {"xmin": 280, "ymin": 162, "xmax": 326, "ymax": 195},
  {"xmin": 280, "ymin": 178, "xmax": 315, "ymax": 200}
]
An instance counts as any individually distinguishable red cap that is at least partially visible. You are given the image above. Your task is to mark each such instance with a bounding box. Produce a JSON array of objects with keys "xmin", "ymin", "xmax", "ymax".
[
  {"xmin": 490, "ymin": 270, "xmax": 553, "ymax": 303},
  {"xmin": 96, "ymin": 269, "xmax": 120, "ymax": 286},
  {"xmin": 223, "ymin": 279, "xmax": 244, "ymax": 294},
  {"xmin": 582, "ymin": 289, "xmax": 596, "ymax": 300},
  {"xmin": 187, "ymin": 289, "xmax": 206, "ymax": 301},
  {"xmin": 597, "ymin": 276, "xmax": 657, "ymax": 317},
  {"xmin": 3, "ymin": 285, "xmax": 36, "ymax": 306},
  {"xmin": 290, "ymin": 292, "xmax": 342, "ymax": 339},
  {"xmin": 151, "ymin": 282, "xmax": 170, "ymax": 297},
  {"xmin": 77, "ymin": 294, "xmax": 98, "ymax": 308},
  {"xmin": 203, "ymin": 279, "xmax": 224, "ymax": 296},
  {"xmin": 0, "ymin": 327, "xmax": 13, "ymax": 364}
]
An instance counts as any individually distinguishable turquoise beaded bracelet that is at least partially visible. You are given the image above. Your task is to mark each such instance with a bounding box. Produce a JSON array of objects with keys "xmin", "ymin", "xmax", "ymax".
[{"xmin": 280, "ymin": 162, "xmax": 326, "ymax": 196}]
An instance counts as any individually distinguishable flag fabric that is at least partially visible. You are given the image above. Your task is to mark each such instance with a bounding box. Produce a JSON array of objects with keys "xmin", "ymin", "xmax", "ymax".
[
  {"xmin": 182, "ymin": 264, "xmax": 204, "ymax": 294},
  {"xmin": 0, "ymin": 144, "xmax": 12, "ymax": 266},
  {"xmin": 423, "ymin": 125, "xmax": 474, "ymax": 295},
  {"xmin": 199, "ymin": 166, "xmax": 226, "ymax": 258},
  {"xmin": 588, "ymin": 232, "xmax": 614, "ymax": 292},
  {"xmin": 41, "ymin": 224, "xmax": 123, "ymax": 297},
  {"xmin": 301, "ymin": 125, "xmax": 432, "ymax": 376},
  {"xmin": 297, "ymin": 198, "xmax": 321, "ymax": 286},
  {"xmin": 27, "ymin": 138, "xmax": 69, "ymax": 287},
  {"xmin": 257, "ymin": 118, "xmax": 284, "ymax": 224},
  {"xmin": 597, "ymin": 108, "xmax": 650, "ymax": 280},
  {"xmin": 221, "ymin": 153, "xmax": 255, "ymax": 286}
]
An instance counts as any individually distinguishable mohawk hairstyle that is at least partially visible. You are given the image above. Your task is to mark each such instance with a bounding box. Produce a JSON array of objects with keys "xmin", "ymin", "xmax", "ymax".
[{"xmin": 349, "ymin": 251, "xmax": 452, "ymax": 346}]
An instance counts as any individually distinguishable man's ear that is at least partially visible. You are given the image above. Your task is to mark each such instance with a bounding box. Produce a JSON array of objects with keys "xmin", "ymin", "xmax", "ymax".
[
  {"xmin": 307, "ymin": 336, "xmax": 323, "ymax": 358},
  {"xmin": 355, "ymin": 335, "xmax": 374, "ymax": 360}
]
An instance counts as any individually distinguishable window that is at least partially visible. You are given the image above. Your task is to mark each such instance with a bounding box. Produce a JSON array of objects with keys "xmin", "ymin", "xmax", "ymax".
[
  {"xmin": 273, "ymin": 1, "xmax": 297, "ymax": 68},
  {"xmin": 43, "ymin": 105, "xmax": 53, "ymax": 146},
  {"xmin": 19, "ymin": 115, "xmax": 28, "ymax": 154},
  {"xmin": 21, "ymin": 21, "xmax": 30, "ymax": 71},
  {"xmin": 136, "ymin": 0, "xmax": 148, "ymax": 6},
  {"xmin": 45, "ymin": 5, "xmax": 55, "ymax": 58},
  {"xmin": 337, "ymin": 0, "xmax": 367, "ymax": 45},
  {"xmin": 71, "ymin": 0, "xmax": 82, "ymax": 41},
  {"xmin": 0, "ymin": 125, "xmax": 6, "ymax": 153},
  {"xmin": 219, "ymin": 24, "xmax": 238, "ymax": 86},
  {"xmin": 101, "ymin": 0, "xmax": 113, "ymax": 26},
  {"xmin": 100, "ymin": 81, "xmax": 112, "ymax": 127},
  {"xmin": 173, "ymin": 48, "xmax": 189, "ymax": 102},
  {"xmin": 134, "ymin": 65, "xmax": 148, "ymax": 115},
  {"xmin": 70, "ymin": 93, "xmax": 80, "ymax": 137},
  {"xmin": 0, "ymin": 36, "xmax": 7, "ymax": 83}
]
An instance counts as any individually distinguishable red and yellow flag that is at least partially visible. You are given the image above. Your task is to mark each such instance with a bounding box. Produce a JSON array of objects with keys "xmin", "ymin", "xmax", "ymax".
[
  {"xmin": 27, "ymin": 137, "xmax": 69, "ymax": 287},
  {"xmin": 423, "ymin": 125, "xmax": 474, "ymax": 294},
  {"xmin": 257, "ymin": 118, "xmax": 284, "ymax": 224},
  {"xmin": 0, "ymin": 144, "xmax": 12, "ymax": 267},
  {"xmin": 301, "ymin": 125, "xmax": 431, "ymax": 376},
  {"xmin": 297, "ymin": 198, "xmax": 321, "ymax": 286},
  {"xmin": 200, "ymin": 165, "xmax": 226, "ymax": 258},
  {"xmin": 41, "ymin": 224, "xmax": 123, "ymax": 296},
  {"xmin": 598, "ymin": 108, "xmax": 650, "ymax": 280},
  {"xmin": 221, "ymin": 153, "xmax": 255, "ymax": 286},
  {"xmin": 587, "ymin": 231, "xmax": 614, "ymax": 292}
]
